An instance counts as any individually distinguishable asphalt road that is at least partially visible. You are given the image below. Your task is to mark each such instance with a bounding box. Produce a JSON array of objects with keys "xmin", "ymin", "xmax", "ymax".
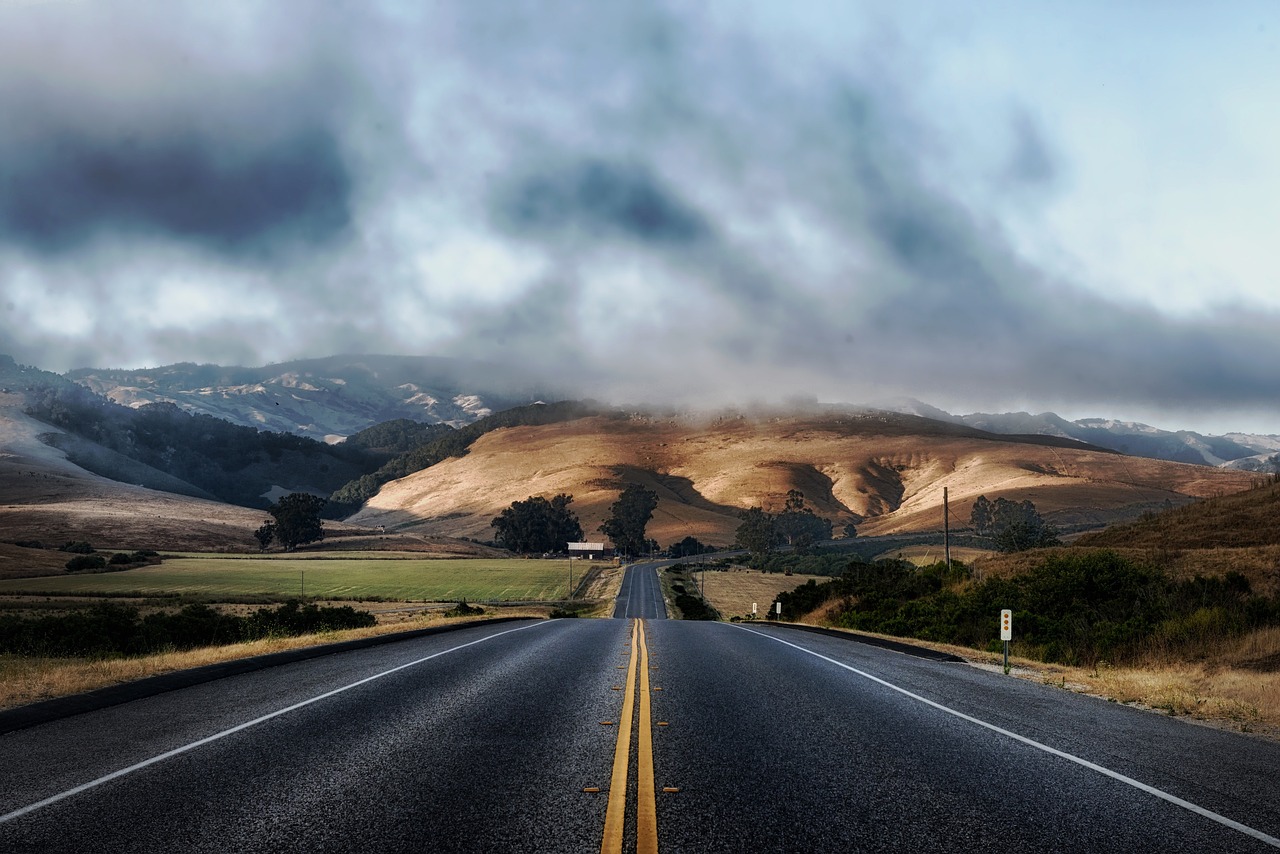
[
  {"xmin": 613, "ymin": 562, "xmax": 668, "ymax": 620},
  {"xmin": 3, "ymin": 568, "xmax": 1280, "ymax": 852}
]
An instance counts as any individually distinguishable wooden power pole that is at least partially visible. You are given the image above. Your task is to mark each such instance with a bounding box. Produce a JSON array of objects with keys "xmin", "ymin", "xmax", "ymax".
[{"xmin": 943, "ymin": 486, "xmax": 951, "ymax": 570}]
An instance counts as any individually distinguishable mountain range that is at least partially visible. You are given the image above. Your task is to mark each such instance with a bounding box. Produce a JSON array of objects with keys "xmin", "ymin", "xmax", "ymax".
[
  {"xmin": 0, "ymin": 351, "xmax": 1272, "ymax": 552},
  {"xmin": 65, "ymin": 354, "xmax": 555, "ymax": 442},
  {"xmin": 53, "ymin": 356, "xmax": 1280, "ymax": 471}
]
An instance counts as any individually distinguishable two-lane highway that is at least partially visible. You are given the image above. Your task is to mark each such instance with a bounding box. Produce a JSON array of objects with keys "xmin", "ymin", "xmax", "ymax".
[
  {"xmin": 3, "ymin": 566, "xmax": 1280, "ymax": 852},
  {"xmin": 613, "ymin": 561, "xmax": 667, "ymax": 619}
]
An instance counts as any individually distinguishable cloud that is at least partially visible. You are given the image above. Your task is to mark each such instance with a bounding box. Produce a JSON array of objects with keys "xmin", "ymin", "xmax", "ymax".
[
  {"xmin": 0, "ymin": 0, "xmax": 1277, "ymax": 434},
  {"xmin": 0, "ymin": 126, "xmax": 352, "ymax": 257},
  {"xmin": 494, "ymin": 158, "xmax": 712, "ymax": 247}
]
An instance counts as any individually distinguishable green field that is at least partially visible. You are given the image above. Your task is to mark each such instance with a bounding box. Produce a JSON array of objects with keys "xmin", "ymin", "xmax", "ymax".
[{"xmin": 0, "ymin": 557, "xmax": 578, "ymax": 602}]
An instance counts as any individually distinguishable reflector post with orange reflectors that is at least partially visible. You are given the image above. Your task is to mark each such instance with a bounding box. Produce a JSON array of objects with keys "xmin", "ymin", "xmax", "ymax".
[{"xmin": 999, "ymin": 609, "xmax": 1012, "ymax": 674}]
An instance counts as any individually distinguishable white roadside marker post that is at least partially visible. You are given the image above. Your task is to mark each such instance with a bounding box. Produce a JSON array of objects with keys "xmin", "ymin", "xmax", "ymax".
[{"xmin": 1000, "ymin": 609, "xmax": 1013, "ymax": 674}]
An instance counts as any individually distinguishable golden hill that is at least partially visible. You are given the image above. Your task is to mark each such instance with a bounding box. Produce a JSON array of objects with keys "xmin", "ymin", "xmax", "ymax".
[{"xmin": 349, "ymin": 411, "xmax": 1260, "ymax": 546}]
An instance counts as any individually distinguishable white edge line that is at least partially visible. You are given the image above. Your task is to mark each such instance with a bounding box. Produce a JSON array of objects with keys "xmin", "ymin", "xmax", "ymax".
[
  {"xmin": 733, "ymin": 624, "xmax": 1280, "ymax": 850},
  {"xmin": 1, "ymin": 620, "xmax": 550, "ymax": 825}
]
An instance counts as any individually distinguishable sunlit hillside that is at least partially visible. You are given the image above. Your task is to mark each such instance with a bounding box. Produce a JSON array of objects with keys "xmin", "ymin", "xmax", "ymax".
[{"xmin": 349, "ymin": 411, "xmax": 1259, "ymax": 546}]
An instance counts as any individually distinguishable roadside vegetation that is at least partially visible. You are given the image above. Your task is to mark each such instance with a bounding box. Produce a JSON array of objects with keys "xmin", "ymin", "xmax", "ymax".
[
  {"xmin": 774, "ymin": 551, "xmax": 1280, "ymax": 667},
  {"xmin": 0, "ymin": 600, "xmax": 375, "ymax": 658},
  {"xmin": 0, "ymin": 604, "xmax": 550, "ymax": 712},
  {"xmin": 772, "ymin": 479, "xmax": 1280, "ymax": 736},
  {"xmin": 662, "ymin": 563, "xmax": 717, "ymax": 620}
]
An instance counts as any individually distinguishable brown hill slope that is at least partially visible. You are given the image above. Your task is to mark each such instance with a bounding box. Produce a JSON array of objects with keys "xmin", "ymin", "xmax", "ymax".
[
  {"xmin": 349, "ymin": 412, "xmax": 1259, "ymax": 546},
  {"xmin": 1076, "ymin": 479, "xmax": 1280, "ymax": 550}
]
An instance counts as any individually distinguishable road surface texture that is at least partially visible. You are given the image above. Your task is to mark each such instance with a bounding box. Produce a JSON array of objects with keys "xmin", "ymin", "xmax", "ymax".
[{"xmin": 3, "ymin": 565, "xmax": 1279, "ymax": 852}]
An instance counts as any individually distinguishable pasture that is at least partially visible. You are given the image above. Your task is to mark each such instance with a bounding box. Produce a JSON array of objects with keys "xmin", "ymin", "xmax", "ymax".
[{"xmin": 0, "ymin": 556, "xmax": 577, "ymax": 602}]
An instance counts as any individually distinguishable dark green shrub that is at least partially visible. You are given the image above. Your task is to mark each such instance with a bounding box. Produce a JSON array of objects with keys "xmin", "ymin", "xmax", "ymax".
[
  {"xmin": 65, "ymin": 554, "xmax": 106, "ymax": 571},
  {"xmin": 443, "ymin": 600, "xmax": 485, "ymax": 617}
]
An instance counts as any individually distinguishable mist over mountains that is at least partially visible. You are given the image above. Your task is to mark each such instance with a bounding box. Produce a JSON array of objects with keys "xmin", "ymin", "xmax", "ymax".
[
  {"xmin": 41, "ymin": 354, "xmax": 1280, "ymax": 473},
  {"xmin": 876, "ymin": 397, "xmax": 1280, "ymax": 472},
  {"xmin": 2, "ymin": 350, "xmax": 1271, "ymax": 550},
  {"xmin": 65, "ymin": 354, "xmax": 557, "ymax": 442}
]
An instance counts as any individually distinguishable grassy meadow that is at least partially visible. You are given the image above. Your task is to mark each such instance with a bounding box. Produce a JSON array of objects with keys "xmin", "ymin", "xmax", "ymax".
[{"xmin": 0, "ymin": 555, "xmax": 576, "ymax": 602}]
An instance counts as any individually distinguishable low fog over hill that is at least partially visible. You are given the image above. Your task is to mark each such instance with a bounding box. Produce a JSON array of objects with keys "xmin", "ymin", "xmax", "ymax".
[{"xmin": 48, "ymin": 355, "xmax": 1280, "ymax": 473}]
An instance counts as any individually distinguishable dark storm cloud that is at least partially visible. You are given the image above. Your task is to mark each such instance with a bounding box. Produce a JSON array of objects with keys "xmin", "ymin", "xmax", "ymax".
[
  {"xmin": 494, "ymin": 159, "xmax": 712, "ymax": 246},
  {"xmin": 0, "ymin": 127, "xmax": 352, "ymax": 256}
]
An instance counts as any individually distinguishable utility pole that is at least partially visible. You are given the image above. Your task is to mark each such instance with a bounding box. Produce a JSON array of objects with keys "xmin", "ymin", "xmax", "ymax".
[{"xmin": 943, "ymin": 487, "xmax": 951, "ymax": 571}]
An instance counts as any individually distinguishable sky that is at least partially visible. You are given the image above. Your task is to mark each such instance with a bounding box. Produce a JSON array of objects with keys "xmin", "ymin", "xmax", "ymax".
[{"xmin": 1, "ymin": 1, "xmax": 1279, "ymax": 435}]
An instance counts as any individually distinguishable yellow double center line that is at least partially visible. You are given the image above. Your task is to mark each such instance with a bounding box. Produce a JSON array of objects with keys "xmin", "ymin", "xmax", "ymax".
[{"xmin": 601, "ymin": 618, "xmax": 658, "ymax": 854}]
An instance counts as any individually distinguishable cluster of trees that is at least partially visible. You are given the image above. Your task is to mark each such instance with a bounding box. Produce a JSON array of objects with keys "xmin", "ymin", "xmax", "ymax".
[
  {"xmin": 969, "ymin": 495, "xmax": 1060, "ymax": 552},
  {"xmin": 734, "ymin": 490, "xmax": 834, "ymax": 563},
  {"xmin": 490, "ymin": 493, "xmax": 584, "ymax": 553},
  {"xmin": 489, "ymin": 483, "xmax": 661, "ymax": 557},
  {"xmin": 254, "ymin": 493, "xmax": 328, "ymax": 551},
  {"xmin": 669, "ymin": 536, "xmax": 718, "ymax": 558}
]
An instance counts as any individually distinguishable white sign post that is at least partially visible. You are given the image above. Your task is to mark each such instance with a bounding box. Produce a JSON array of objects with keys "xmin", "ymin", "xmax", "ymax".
[
  {"xmin": 1000, "ymin": 609, "xmax": 1012, "ymax": 674},
  {"xmin": 752, "ymin": 602, "xmax": 757, "ymax": 617},
  {"xmin": 775, "ymin": 601, "xmax": 782, "ymax": 619}
]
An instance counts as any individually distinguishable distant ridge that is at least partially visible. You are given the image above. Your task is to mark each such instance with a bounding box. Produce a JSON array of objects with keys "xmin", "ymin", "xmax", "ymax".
[
  {"xmin": 66, "ymin": 354, "xmax": 559, "ymax": 441},
  {"xmin": 875, "ymin": 398, "xmax": 1280, "ymax": 472}
]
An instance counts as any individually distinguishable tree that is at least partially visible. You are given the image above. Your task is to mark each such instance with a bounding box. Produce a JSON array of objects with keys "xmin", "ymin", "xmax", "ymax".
[
  {"xmin": 773, "ymin": 490, "xmax": 832, "ymax": 554},
  {"xmin": 490, "ymin": 493, "xmax": 583, "ymax": 553},
  {"xmin": 268, "ymin": 493, "xmax": 327, "ymax": 552},
  {"xmin": 599, "ymin": 484, "xmax": 659, "ymax": 556},
  {"xmin": 670, "ymin": 536, "xmax": 709, "ymax": 558},
  {"xmin": 735, "ymin": 506, "xmax": 780, "ymax": 563},
  {"xmin": 970, "ymin": 495, "xmax": 1060, "ymax": 553},
  {"xmin": 842, "ymin": 523, "xmax": 858, "ymax": 540},
  {"xmin": 253, "ymin": 521, "xmax": 276, "ymax": 551}
]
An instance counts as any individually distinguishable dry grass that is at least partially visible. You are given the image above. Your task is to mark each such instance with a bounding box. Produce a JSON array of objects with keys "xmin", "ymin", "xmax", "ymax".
[
  {"xmin": 1078, "ymin": 481, "xmax": 1280, "ymax": 550},
  {"xmin": 700, "ymin": 569, "xmax": 828, "ymax": 620},
  {"xmin": 0, "ymin": 606, "xmax": 549, "ymax": 712},
  {"xmin": 871, "ymin": 545, "xmax": 995, "ymax": 566}
]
